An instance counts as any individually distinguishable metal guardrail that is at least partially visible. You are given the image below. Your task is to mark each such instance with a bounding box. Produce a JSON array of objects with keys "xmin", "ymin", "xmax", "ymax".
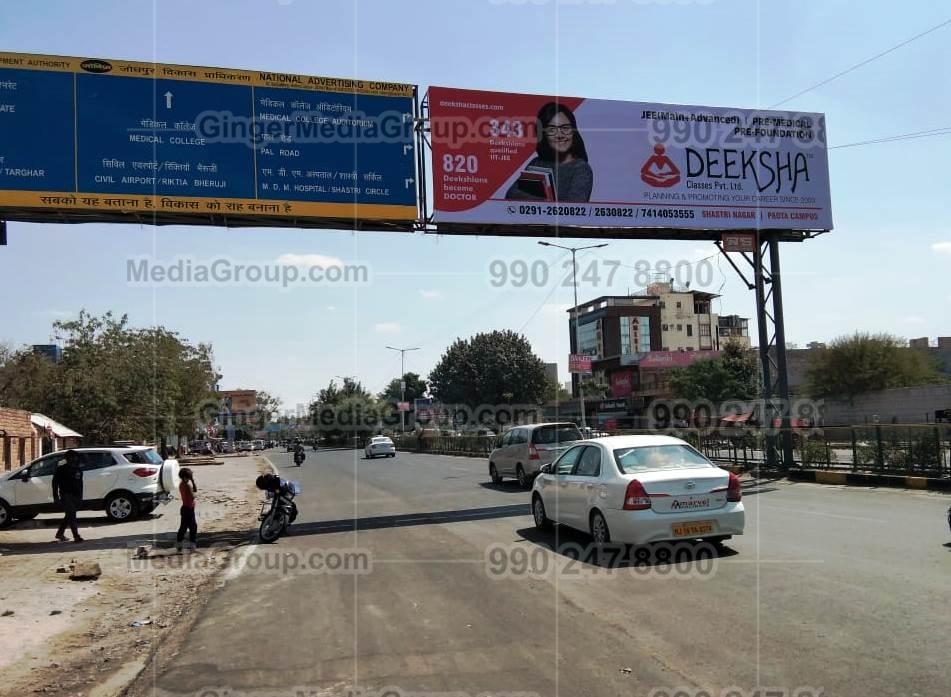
[{"xmin": 392, "ymin": 425, "xmax": 951, "ymax": 477}]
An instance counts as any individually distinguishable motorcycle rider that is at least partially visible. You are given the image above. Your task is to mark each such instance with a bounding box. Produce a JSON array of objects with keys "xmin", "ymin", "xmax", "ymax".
[{"xmin": 293, "ymin": 440, "xmax": 305, "ymax": 466}]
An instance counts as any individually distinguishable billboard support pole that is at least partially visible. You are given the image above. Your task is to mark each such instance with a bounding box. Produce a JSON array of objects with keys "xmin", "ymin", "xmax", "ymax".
[
  {"xmin": 415, "ymin": 90, "xmax": 432, "ymax": 227},
  {"xmin": 0, "ymin": 220, "xmax": 6, "ymax": 246},
  {"xmin": 768, "ymin": 234, "xmax": 795, "ymax": 469},
  {"xmin": 751, "ymin": 231, "xmax": 795, "ymax": 469},
  {"xmin": 753, "ymin": 234, "xmax": 778, "ymax": 468}
]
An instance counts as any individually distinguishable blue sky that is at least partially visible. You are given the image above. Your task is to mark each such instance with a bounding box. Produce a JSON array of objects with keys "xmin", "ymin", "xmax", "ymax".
[{"xmin": 1, "ymin": 0, "xmax": 949, "ymax": 411}]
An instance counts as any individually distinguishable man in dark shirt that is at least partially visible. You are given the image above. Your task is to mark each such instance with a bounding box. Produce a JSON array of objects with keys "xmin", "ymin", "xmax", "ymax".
[{"xmin": 52, "ymin": 450, "xmax": 84, "ymax": 543}]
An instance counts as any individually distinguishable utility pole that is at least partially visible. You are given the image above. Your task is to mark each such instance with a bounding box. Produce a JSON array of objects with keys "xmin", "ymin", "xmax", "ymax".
[
  {"xmin": 538, "ymin": 241, "xmax": 608, "ymax": 433},
  {"xmin": 386, "ymin": 345, "xmax": 420, "ymax": 434},
  {"xmin": 0, "ymin": 221, "xmax": 7, "ymax": 246}
]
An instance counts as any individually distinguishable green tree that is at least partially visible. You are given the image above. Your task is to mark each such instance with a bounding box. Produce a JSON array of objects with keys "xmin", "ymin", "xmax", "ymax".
[
  {"xmin": 0, "ymin": 311, "xmax": 220, "ymax": 445},
  {"xmin": 544, "ymin": 378, "xmax": 573, "ymax": 403},
  {"xmin": 309, "ymin": 378, "xmax": 381, "ymax": 444},
  {"xmin": 804, "ymin": 333, "xmax": 945, "ymax": 401},
  {"xmin": 254, "ymin": 390, "xmax": 283, "ymax": 429},
  {"xmin": 428, "ymin": 330, "xmax": 548, "ymax": 407},
  {"xmin": 379, "ymin": 372, "xmax": 428, "ymax": 404},
  {"xmin": 669, "ymin": 341, "xmax": 760, "ymax": 403}
]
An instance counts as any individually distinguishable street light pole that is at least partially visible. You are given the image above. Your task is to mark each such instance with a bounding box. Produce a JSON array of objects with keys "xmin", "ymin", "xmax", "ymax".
[
  {"xmin": 538, "ymin": 241, "xmax": 608, "ymax": 433},
  {"xmin": 386, "ymin": 345, "xmax": 420, "ymax": 434}
]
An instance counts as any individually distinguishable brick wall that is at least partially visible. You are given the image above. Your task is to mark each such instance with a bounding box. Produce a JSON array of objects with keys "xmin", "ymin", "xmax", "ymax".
[{"xmin": 0, "ymin": 407, "xmax": 38, "ymax": 470}]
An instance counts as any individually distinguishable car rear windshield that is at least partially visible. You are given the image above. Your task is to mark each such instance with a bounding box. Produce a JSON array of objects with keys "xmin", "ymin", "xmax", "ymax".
[
  {"xmin": 613, "ymin": 444, "xmax": 713, "ymax": 473},
  {"xmin": 123, "ymin": 449, "xmax": 163, "ymax": 465},
  {"xmin": 532, "ymin": 425, "xmax": 582, "ymax": 445}
]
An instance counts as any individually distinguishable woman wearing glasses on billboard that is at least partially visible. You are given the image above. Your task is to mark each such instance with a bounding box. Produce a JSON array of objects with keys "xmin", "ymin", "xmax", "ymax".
[{"xmin": 505, "ymin": 102, "xmax": 593, "ymax": 202}]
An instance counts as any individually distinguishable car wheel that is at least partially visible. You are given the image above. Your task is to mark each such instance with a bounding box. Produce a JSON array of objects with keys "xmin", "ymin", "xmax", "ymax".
[
  {"xmin": 532, "ymin": 494, "xmax": 552, "ymax": 530},
  {"xmin": 516, "ymin": 465, "xmax": 530, "ymax": 489},
  {"xmin": 105, "ymin": 492, "xmax": 140, "ymax": 522},
  {"xmin": 0, "ymin": 500, "xmax": 13, "ymax": 529},
  {"xmin": 590, "ymin": 510, "xmax": 611, "ymax": 546},
  {"xmin": 489, "ymin": 463, "xmax": 502, "ymax": 485}
]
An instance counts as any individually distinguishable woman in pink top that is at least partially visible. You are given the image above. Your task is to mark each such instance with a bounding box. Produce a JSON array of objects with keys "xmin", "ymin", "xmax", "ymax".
[{"xmin": 176, "ymin": 468, "xmax": 198, "ymax": 551}]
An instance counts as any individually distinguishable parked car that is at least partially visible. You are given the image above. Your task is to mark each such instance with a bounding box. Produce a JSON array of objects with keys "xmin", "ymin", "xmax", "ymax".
[
  {"xmin": 237, "ymin": 441, "xmax": 252, "ymax": 452},
  {"xmin": 530, "ymin": 435, "xmax": 745, "ymax": 546},
  {"xmin": 489, "ymin": 422, "xmax": 583, "ymax": 488},
  {"xmin": 252, "ymin": 440, "xmax": 265, "ymax": 451},
  {"xmin": 365, "ymin": 436, "xmax": 396, "ymax": 459},
  {"xmin": 0, "ymin": 446, "xmax": 180, "ymax": 526},
  {"xmin": 219, "ymin": 441, "xmax": 236, "ymax": 454},
  {"xmin": 189, "ymin": 440, "xmax": 214, "ymax": 456}
]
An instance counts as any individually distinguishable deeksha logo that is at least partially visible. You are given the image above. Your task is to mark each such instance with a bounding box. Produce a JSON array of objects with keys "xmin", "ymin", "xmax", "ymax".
[{"xmin": 640, "ymin": 143, "xmax": 681, "ymax": 188}]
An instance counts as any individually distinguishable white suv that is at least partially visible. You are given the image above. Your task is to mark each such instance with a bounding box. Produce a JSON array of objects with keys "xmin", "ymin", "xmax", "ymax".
[{"xmin": 0, "ymin": 446, "xmax": 180, "ymax": 527}]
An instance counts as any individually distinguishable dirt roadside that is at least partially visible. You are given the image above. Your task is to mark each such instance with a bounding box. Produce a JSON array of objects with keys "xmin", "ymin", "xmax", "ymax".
[{"xmin": 0, "ymin": 454, "xmax": 272, "ymax": 697}]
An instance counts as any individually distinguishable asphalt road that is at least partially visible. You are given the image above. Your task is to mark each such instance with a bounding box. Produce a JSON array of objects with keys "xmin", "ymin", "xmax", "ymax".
[{"xmin": 139, "ymin": 447, "xmax": 951, "ymax": 697}]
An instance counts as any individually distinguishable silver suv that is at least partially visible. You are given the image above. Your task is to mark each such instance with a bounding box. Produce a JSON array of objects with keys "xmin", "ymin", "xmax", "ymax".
[{"xmin": 489, "ymin": 422, "xmax": 583, "ymax": 488}]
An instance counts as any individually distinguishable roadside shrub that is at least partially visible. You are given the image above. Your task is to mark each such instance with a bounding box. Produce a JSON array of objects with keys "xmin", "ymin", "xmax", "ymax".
[{"xmin": 796, "ymin": 435, "xmax": 836, "ymax": 467}]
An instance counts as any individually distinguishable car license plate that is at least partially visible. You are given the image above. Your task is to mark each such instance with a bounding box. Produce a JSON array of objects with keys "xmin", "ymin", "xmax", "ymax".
[{"xmin": 672, "ymin": 521, "xmax": 715, "ymax": 537}]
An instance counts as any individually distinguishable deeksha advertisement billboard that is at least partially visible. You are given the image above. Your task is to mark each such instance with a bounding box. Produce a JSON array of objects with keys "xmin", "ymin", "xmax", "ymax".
[{"xmin": 429, "ymin": 86, "xmax": 832, "ymax": 232}]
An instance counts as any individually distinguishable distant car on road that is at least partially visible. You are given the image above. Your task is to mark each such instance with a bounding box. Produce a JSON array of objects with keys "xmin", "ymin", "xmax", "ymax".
[
  {"xmin": 252, "ymin": 440, "xmax": 265, "ymax": 451},
  {"xmin": 219, "ymin": 441, "xmax": 235, "ymax": 454},
  {"xmin": 530, "ymin": 435, "xmax": 745, "ymax": 547},
  {"xmin": 237, "ymin": 441, "xmax": 252, "ymax": 452},
  {"xmin": 0, "ymin": 446, "xmax": 180, "ymax": 526},
  {"xmin": 365, "ymin": 436, "xmax": 396, "ymax": 459},
  {"xmin": 489, "ymin": 422, "xmax": 583, "ymax": 488}
]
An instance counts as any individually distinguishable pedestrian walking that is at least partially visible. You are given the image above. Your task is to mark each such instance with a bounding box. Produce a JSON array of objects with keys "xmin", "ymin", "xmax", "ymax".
[
  {"xmin": 176, "ymin": 467, "xmax": 198, "ymax": 551},
  {"xmin": 52, "ymin": 450, "xmax": 84, "ymax": 543}
]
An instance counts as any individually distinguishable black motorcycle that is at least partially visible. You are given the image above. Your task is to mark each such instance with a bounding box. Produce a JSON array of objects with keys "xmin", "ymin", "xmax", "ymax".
[
  {"xmin": 293, "ymin": 449, "xmax": 305, "ymax": 467},
  {"xmin": 256, "ymin": 477, "xmax": 300, "ymax": 543}
]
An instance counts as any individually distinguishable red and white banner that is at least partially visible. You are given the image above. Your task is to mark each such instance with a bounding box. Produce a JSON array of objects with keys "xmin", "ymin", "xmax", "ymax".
[
  {"xmin": 429, "ymin": 86, "xmax": 832, "ymax": 232},
  {"xmin": 569, "ymin": 354, "xmax": 593, "ymax": 374}
]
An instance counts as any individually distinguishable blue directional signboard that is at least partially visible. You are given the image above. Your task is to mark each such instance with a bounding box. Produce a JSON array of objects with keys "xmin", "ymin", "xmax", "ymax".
[{"xmin": 0, "ymin": 52, "xmax": 418, "ymax": 227}]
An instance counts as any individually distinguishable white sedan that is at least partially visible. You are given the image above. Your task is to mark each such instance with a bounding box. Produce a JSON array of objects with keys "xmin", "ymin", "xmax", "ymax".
[
  {"xmin": 365, "ymin": 436, "xmax": 396, "ymax": 459},
  {"xmin": 531, "ymin": 435, "xmax": 744, "ymax": 546}
]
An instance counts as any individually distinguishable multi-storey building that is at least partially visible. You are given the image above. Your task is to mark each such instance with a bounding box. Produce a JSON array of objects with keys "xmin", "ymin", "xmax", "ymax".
[{"xmin": 565, "ymin": 285, "xmax": 751, "ymax": 428}]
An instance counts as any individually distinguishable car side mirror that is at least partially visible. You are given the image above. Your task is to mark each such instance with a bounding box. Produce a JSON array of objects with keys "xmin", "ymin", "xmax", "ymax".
[
  {"xmin": 539, "ymin": 464, "xmax": 552, "ymax": 474},
  {"xmin": 19, "ymin": 470, "xmax": 31, "ymax": 481}
]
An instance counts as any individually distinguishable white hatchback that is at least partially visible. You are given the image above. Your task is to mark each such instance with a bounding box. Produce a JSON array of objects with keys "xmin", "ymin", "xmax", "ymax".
[
  {"xmin": 531, "ymin": 435, "xmax": 745, "ymax": 546},
  {"xmin": 365, "ymin": 436, "xmax": 396, "ymax": 459},
  {"xmin": 0, "ymin": 446, "xmax": 180, "ymax": 526}
]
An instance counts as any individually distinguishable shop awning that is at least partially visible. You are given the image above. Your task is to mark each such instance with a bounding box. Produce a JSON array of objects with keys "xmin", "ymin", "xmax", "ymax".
[{"xmin": 31, "ymin": 413, "xmax": 82, "ymax": 439}]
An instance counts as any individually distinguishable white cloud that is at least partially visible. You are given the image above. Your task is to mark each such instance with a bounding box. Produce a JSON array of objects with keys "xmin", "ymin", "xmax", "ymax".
[
  {"xmin": 276, "ymin": 253, "xmax": 344, "ymax": 268},
  {"xmin": 419, "ymin": 290, "xmax": 442, "ymax": 300},
  {"xmin": 374, "ymin": 322, "xmax": 401, "ymax": 334},
  {"xmin": 326, "ymin": 305, "xmax": 336, "ymax": 312},
  {"xmin": 931, "ymin": 242, "xmax": 951, "ymax": 255}
]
